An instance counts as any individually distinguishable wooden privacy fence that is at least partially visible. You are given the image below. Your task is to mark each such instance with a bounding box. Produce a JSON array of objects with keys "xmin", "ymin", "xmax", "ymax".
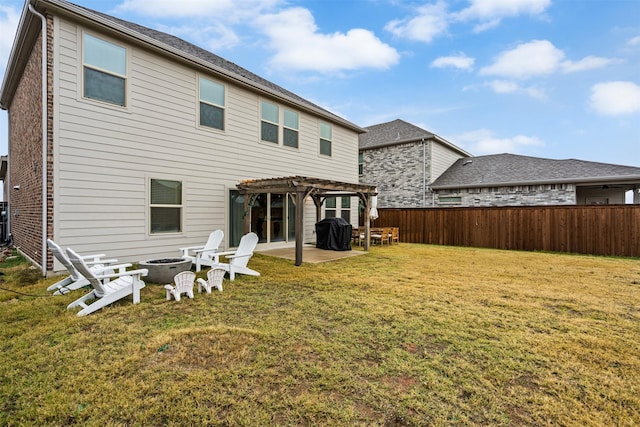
[{"xmin": 374, "ymin": 205, "xmax": 640, "ymax": 257}]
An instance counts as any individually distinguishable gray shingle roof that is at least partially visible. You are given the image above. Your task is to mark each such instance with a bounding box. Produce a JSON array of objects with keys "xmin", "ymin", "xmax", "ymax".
[
  {"xmin": 431, "ymin": 153, "xmax": 640, "ymax": 189},
  {"xmin": 359, "ymin": 119, "xmax": 470, "ymax": 155},
  {"xmin": 56, "ymin": 0, "xmax": 362, "ymax": 132},
  {"xmin": 359, "ymin": 119, "xmax": 434, "ymax": 149}
]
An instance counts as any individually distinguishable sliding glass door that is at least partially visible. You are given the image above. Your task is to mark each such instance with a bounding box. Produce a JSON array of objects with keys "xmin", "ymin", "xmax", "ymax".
[{"xmin": 229, "ymin": 191, "xmax": 296, "ymax": 246}]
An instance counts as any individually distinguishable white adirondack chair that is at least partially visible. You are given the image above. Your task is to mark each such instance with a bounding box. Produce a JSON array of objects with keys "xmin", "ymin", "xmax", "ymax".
[
  {"xmin": 179, "ymin": 229, "xmax": 224, "ymax": 272},
  {"xmin": 214, "ymin": 232, "xmax": 260, "ymax": 281},
  {"xmin": 46, "ymin": 239, "xmax": 117, "ymax": 295},
  {"xmin": 65, "ymin": 248, "xmax": 148, "ymax": 316},
  {"xmin": 164, "ymin": 271, "xmax": 196, "ymax": 301},
  {"xmin": 197, "ymin": 267, "xmax": 225, "ymax": 293}
]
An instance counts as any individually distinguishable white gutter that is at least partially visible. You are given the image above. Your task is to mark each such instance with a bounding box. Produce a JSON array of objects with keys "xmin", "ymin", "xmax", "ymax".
[
  {"xmin": 28, "ymin": 3, "xmax": 48, "ymax": 276},
  {"xmin": 42, "ymin": 0, "xmax": 365, "ymax": 134}
]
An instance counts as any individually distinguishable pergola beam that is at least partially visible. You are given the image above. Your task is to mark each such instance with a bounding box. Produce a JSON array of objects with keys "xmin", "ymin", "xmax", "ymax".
[{"xmin": 236, "ymin": 176, "xmax": 377, "ymax": 266}]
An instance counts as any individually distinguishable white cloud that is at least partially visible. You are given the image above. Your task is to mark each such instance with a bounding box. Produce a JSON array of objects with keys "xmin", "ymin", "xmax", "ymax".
[
  {"xmin": 431, "ymin": 53, "xmax": 474, "ymax": 70},
  {"xmin": 256, "ymin": 8, "xmax": 399, "ymax": 73},
  {"xmin": 480, "ymin": 40, "xmax": 613, "ymax": 80},
  {"xmin": 487, "ymin": 80, "xmax": 519, "ymax": 93},
  {"xmin": 385, "ymin": 2, "xmax": 449, "ymax": 43},
  {"xmin": 589, "ymin": 81, "xmax": 640, "ymax": 116},
  {"xmin": 561, "ymin": 56, "xmax": 615, "ymax": 73},
  {"xmin": 157, "ymin": 23, "xmax": 241, "ymax": 50},
  {"xmin": 385, "ymin": 0, "xmax": 550, "ymax": 42},
  {"xmin": 0, "ymin": 5, "xmax": 21, "ymax": 74},
  {"xmin": 454, "ymin": 0, "xmax": 550, "ymax": 32},
  {"xmin": 627, "ymin": 36, "xmax": 640, "ymax": 47},
  {"xmin": 485, "ymin": 80, "xmax": 545, "ymax": 99},
  {"xmin": 480, "ymin": 40, "xmax": 564, "ymax": 79},
  {"xmin": 455, "ymin": 129, "xmax": 545, "ymax": 155}
]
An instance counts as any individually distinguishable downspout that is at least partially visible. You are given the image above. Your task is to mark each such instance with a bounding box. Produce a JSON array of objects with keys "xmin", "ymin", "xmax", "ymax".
[
  {"xmin": 28, "ymin": 3, "xmax": 48, "ymax": 276},
  {"xmin": 422, "ymin": 138, "xmax": 426, "ymax": 208}
]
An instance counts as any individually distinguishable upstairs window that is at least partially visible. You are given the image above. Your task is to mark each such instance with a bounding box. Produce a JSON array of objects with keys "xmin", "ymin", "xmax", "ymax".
[
  {"xmin": 283, "ymin": 109, "xmax": 299, "ymax": 148},
  {"xmin": 261, "ymin": 100, "xmax": 279, "ymax": 143},
  {"xmin": 150, "ymin": 179, "xmax": 182, "ymax": 234},
  {"xmin": 320, "ymin": 122, "xmax": 332, "ymax": 156},
  {"xmin": 199, "ymin": 77, "xmax": 225, "ymax": 130},
  {"xmin": 358, "ymin": 152, "xmax": 363, "ymax": 175},
  {"xmin": 261, "ymin": 101, "xmax": 299, "ymax": 148},
  {"xmin": 83, "ymin": 34, "xmax": 126, "ymax": 106}
]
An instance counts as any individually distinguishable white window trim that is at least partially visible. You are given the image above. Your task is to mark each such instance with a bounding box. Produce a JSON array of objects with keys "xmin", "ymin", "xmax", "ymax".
[
  {"xmin": 79, "ymin": 30, "xmax": 130, "ymax": 110},
  {"xmin": 147, "ymin": 177, "xmax": 184, "ymax": 236},
  {"xmin": 260, "ymin": 99, "xmax": 279, "ymax": 144},
  {"xmin": 259, "ymin": 98, "xmax": 300, "ymax": 149},
  {"xmin": 323, "ymin": 195, "xmax": 353, "ymax": 222},
  {"xmin": 197, "ymin": 74, "xmax": 226, "ymax": 132},
  {"xmin": 319, "ymin": 122, "xmax": 332, "ymax": 157},
  {"xmin": 282, "ymin": 108, "xmax": 299, "ymax": 149}
]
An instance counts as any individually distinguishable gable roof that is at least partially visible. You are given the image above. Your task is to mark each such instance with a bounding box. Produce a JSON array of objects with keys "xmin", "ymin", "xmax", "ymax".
[
  {"xmin": 1, "ymin": 0, "xmax": 364, "ymax": 133},
  {"xmin": 431, "ymin": 153, "xmax": 640, "ymax": 189},
  {"xmin": 359, "ymin": 119, "xmax": 471, "ymax": 156}
]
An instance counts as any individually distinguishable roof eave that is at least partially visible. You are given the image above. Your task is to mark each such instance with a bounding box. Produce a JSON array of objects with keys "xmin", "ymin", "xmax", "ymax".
[
  {"xmin": 431, "ymin": 175, "xmax": 640, "ymax": 190},
  {"xmin": 360, "ymin": 134, "xmax": 472, "ymax": 156},
  {"xmin": 0, "ymin": 1, "xmax": 39, "ymax": 110},
  {"xmin": 360, "ymin": 135, "xmax": 435, "ymax": 151},
  {"xmin": 36, "ymin": 0, "xmax": 364, "ymax": 133}
]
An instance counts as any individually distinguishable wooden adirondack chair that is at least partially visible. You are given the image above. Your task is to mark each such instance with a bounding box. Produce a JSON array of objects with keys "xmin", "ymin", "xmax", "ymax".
[
  {"xmin": 46, "ymin": 239, "xmax": 117, "ymax": 295},
  {"xmin": 65, "ymin": 248, "xmax": 148, "ymax": 316},
  {"xmin": 214, "ymin": 232, "xmax": 260, "ymax": 281},
  {"xmin": 179, "ymin": 229, "xmax": 224, "ymax": 272}
]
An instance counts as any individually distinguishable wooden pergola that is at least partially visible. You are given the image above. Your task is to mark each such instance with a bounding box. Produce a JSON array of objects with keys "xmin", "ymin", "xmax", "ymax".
[{"xmin": 236, "ymin": 176, "xmax": 378, "ymax": 266}]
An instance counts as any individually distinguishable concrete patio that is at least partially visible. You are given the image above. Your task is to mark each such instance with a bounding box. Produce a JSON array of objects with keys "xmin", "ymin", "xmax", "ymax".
[{"xmin": 257, "ymin": 245, "xmax": 366, "ymax": 264}]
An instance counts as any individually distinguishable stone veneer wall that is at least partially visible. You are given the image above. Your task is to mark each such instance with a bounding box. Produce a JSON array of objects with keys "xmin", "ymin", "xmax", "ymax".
[
  {"xmin": 360, "ymin": 141, "xmax": 435, "ymax": 208},
  {"xmin": 8, "ymin": 17, "xmax": 53, "ymax": 270},
  {"xmin": 436, "ymin": 185, "xmax": 577, "ymax": 207}
]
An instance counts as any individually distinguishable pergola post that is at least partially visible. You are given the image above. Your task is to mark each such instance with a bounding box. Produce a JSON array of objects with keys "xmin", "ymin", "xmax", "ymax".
[
  {"xmin": 363, "ymin": 194, "xmax": 371, "ymax": 251},
  {"xmin": 236, "ymin": 176, "xmax": 377, "ymax": 266},
  {"xmin": 295, "ymin": 190, "xmax": 305, "ymax": 266}
]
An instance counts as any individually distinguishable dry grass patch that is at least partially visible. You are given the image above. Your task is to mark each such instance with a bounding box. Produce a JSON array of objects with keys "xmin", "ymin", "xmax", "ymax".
[{"xmin": 0, "ymin": 244, "xmax": 638, "ymax": 425}]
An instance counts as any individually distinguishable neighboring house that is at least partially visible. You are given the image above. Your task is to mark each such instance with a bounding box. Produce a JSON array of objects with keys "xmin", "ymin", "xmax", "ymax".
[
  {"xmin": 360, "ymin": 119, "xmax": 640, "ymax": 208},
  {"xmin": 0, "ymin": 0, "xmax": 365, "ymax": 273},
  {"xmin": 358, "ymin": 119, "xmax": 471, "ymax": 208},
  {"xmin": 431, "ymin": 154, "xmax": 640, "ymax": 207}
]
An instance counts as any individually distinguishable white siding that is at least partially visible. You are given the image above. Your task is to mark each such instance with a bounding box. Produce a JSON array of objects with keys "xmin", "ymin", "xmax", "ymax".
[
  {"xmin": 52, "ymin": 18, "xmax": 360, "ymax": 263},
  {"xmin": 430, "ymin": 142, "xmax": 466, "ymax": 183}
]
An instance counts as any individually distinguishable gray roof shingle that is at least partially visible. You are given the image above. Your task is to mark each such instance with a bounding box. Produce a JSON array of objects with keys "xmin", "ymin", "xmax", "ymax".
[
  {"xmin": 359, "ymin": 119, "xmax": 470, "ymax": 155},
  {"xmin": 431, "ymin": 153, "xmax": 640, "ymax": 189},
  {"xmin": 56, "ymin": 0, "xmax": 362, "ymax": 132},
  {"xmin": 359, "ymin": 119, "xmax": 434, "ymax": 149}
]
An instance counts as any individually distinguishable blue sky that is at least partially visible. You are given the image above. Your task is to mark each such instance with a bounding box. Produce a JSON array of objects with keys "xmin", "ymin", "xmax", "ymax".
[{"xmin": 1, "ymin": 0, "xmax": 639, "ymax": 169}]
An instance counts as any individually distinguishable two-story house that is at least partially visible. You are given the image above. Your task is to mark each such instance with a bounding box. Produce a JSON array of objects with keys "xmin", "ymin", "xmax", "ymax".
[
  {"xmin": 0, "ymin": 0, "xmax": 368, "ymax": 273},
  {"xmin": 358, "ymin": 119, "xmax": 471, "ymax": 208}
]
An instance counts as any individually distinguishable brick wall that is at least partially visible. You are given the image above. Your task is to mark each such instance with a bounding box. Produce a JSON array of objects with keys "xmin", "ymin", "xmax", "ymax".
[
  {"xmin": 8, "ymin": 27, "xmax": 45, "ymax": 267},
  {"xmin": 361, "ymin": 142, "xmax": 578, "ymax": 208},
  {"xmin": 436, "ymin": 185, "xmax": 576, "ymax": 207},
  {"xmin": 360, "ymin": 141, "xmax": 435, "ymax": 208}
]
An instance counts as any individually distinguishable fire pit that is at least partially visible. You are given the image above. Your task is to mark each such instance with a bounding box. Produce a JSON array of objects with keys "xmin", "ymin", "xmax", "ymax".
[{"xmin": 139, "ymin": 258, "xmax": 192, "ymax": 284}]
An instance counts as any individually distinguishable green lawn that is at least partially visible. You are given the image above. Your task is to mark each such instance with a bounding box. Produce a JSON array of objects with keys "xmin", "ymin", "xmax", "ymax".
[{"xmin": 1, "ymin": 244, "xmax": 638, "ymax": 426}]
